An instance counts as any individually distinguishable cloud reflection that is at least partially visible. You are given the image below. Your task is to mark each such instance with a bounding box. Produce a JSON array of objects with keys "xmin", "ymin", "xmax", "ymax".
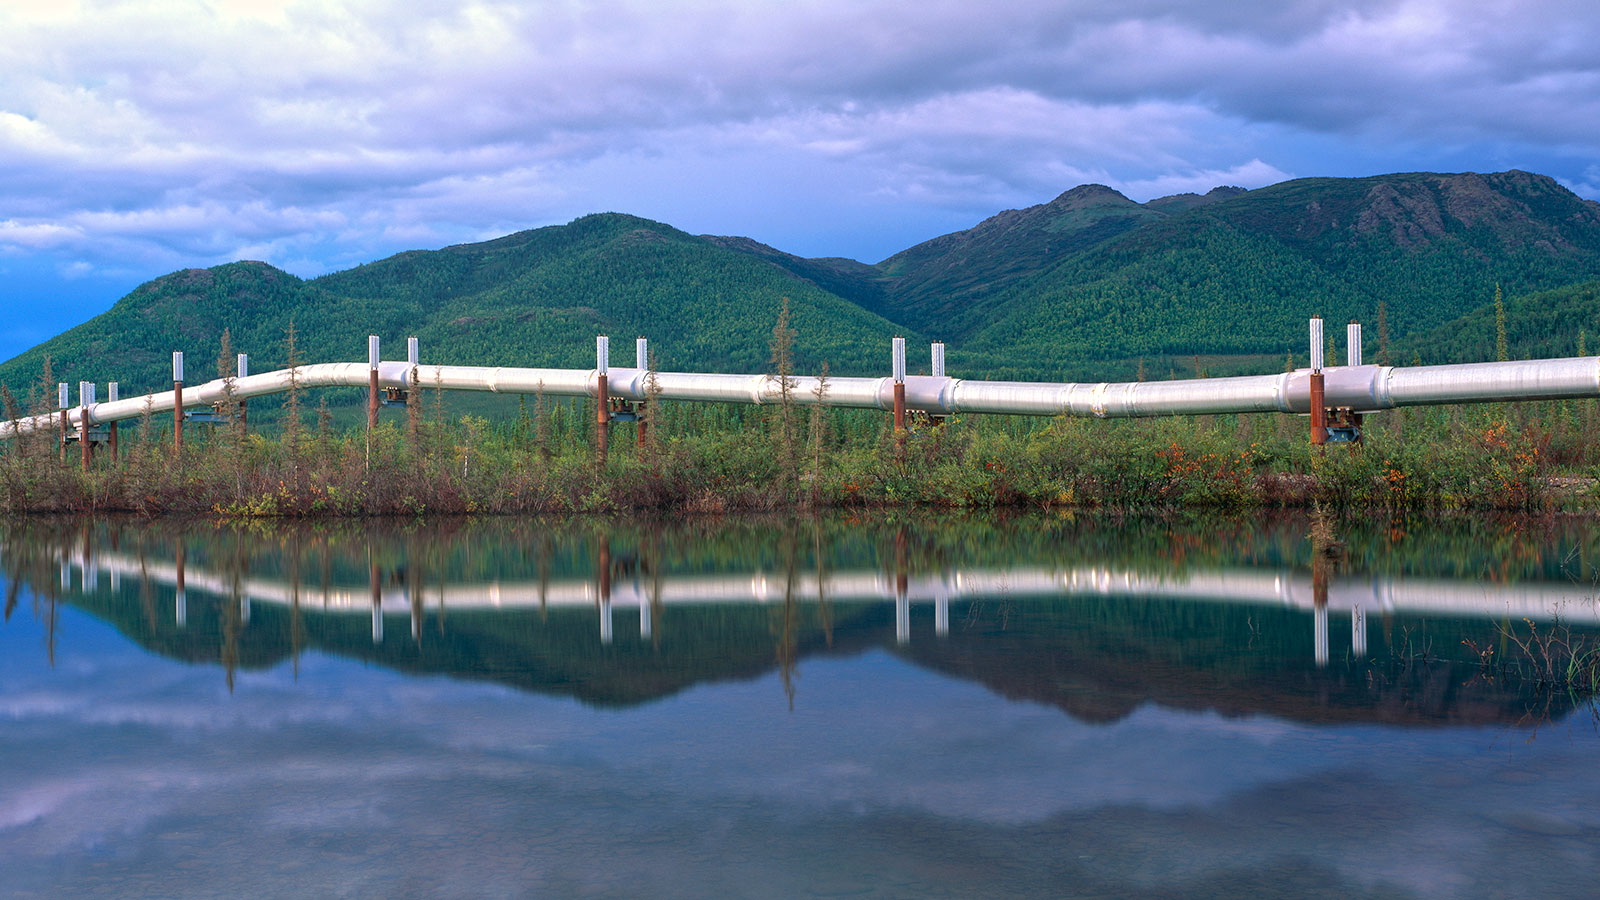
[{"xmin": 2, "ymin": 601, "xmax": 1598, "ymax": 899}]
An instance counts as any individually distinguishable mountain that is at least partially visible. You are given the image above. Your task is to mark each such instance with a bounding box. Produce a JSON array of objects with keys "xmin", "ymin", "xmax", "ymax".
[
  {"xmin": 7, "ymin": 170, "xmax": 1600, "ymax": 400},
  {"xmin": 1142, "ymin": 185, "xmax": 1249, "ymax": 215},
  {"xmin": 870, "ymin": 183, "xmax": 1165, "ymax": 334},
  {"xmin": 0, "ymin": 214, "xmax": 911, "ymax": 401},
  {"xmin": 950, "ymin": 170, "xmax": 1600, "ymax": 375}
]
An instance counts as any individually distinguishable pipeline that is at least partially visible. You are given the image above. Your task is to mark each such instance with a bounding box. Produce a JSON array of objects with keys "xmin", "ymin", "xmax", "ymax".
[{"xmin": 4, "ymin": 355, "xmax": 1600, "ymax": 440}]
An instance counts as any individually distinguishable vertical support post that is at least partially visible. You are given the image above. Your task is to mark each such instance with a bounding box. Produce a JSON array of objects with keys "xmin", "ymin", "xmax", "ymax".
[
  {"xmin": 892, "ymin": 337, "xmax": 906, "ymax": 459},
  {"xmin": 1351, "ymin": 605, "xmax": 1367, "ymax": 658},
  {"xmin": 236, "ymin": 354, "xmax": 249, "ymax": 428},
  {"xmin": 636, "ymin": 336, "xmax": 648, "ymax": 448},
  {"xmin": 80, "ymin": 523, "xmax": 92, "ymax": 592},
  {"xmin": 407, "ymin": 336, "xmax": 419, "ymax": 367},
  {"xmin": 57, "ymin": 382, "xmax": 68, "ymax": 462},
  {"xmin": 78, "ymin": 381, "xmax": 91, "ymax": 471},
  {"xmin": 1346, "ymin": 320, "xmax": 1363, "ymax": 442},
  {"xmin": 172, "ymin": 353, "xmax": 184, "ymax": 459},
  {"xmin": 894, "ymin": 528, "xmax": 909, "ymax": 646},
  {"xmin": 370, "ymin": 563, "xmax": 382, "ymax": 645},
  {"xmin": 1308, "ymin": 318, "xmax": 1327, "ymax": 447},
  {"xmin": 931, "ymin": 342, "xmax": 945, "ymax": 378},
  {"xmin": 107, "ymin": 382, "xmax": 119, "ymax": 464},
  {"xmin": 175, "ymin": 542, "xmax": 187, "ymax": 629},
  {"xmin": 367, "ymin": 336, "xmax": 380, "ymax": 430},
  {"xmin": 595, "ymin": 335, "xmax": 610, "ymax": 465},
  {"xmin": 935, "ymin": 584, "xmax": 949, "ymax": 637},
  {"xmin": 411, "ymin": 581, "xmax": 422, "ymax": 644},
  {"xmin": 1313, "ymin": 557, "xmax": 1329, "ymax": 667},
  {"xmin": 598, "ymin": 540, "xmax": 613, "ymax": 645}
]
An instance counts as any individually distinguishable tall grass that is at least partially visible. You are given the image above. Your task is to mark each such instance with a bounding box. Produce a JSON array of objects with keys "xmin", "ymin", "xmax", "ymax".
[{"xmin": 0, "ymin": 389, "xmax": 1591, "ymax": 516}]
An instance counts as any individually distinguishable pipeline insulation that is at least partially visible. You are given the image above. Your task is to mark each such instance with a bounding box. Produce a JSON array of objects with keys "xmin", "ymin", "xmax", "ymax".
[{"xmin": 4, "ymin": 355, "xmax": 1598, "ymax": 439}]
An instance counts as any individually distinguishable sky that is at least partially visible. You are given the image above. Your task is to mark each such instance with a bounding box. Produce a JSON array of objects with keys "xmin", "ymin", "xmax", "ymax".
[{"xmin": 2, "ymin": 0, "xmax": 1600, "ymax": 360}]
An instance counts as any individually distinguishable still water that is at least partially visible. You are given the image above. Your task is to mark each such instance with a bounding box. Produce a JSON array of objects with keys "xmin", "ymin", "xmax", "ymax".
[{"xmin": 2, "ymin": 514, "xmax": 1598, "ymax": 899}]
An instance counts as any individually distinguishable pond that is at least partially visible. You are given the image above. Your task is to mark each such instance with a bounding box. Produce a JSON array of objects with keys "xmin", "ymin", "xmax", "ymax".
[{"xmin": 3, "ymin": 513, "xmax": 1598, "ymax": 898}]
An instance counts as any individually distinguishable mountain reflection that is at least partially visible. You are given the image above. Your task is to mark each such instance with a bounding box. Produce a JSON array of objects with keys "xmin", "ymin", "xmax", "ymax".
[{"xmin": 4, "ymin": 515, "xmax": 1599, "ymax": 727}]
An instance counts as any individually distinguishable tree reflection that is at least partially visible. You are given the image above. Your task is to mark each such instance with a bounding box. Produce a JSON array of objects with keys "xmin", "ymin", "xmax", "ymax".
[{"xmin": 2, "ymin": 513, "xmax": 1598, "ymax": 728}]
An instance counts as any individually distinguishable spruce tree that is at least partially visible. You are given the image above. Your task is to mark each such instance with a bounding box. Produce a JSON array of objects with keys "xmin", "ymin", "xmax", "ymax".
[{"xmin": 1494, "ymin": 283, "xmax": 1508, "ymax": 362}]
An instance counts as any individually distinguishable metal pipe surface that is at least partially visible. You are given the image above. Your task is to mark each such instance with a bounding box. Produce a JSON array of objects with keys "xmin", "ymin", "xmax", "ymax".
[{"xmin": 7, "ymin": 355, "xmax": 1600, "ymax": 440}]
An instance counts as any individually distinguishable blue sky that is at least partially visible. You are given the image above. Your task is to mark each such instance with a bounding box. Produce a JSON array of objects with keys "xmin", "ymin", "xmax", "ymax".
[{"xmin": 3, "ymin": 0, "xmax": 1600, "ymax": 361}]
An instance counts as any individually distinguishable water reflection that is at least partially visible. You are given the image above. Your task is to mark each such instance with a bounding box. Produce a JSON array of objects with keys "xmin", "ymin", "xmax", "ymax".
[
  {"xmin": 5, "ymin": 515, "xmax": 1600, "ymax": 900},
  {"xmin": 4, "ymin": 515, "xmax": 1599, "ymax": 727}
]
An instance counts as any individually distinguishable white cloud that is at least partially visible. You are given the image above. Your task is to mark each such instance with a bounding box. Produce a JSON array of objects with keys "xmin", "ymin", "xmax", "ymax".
[
  {"xmin": 0, "ymin": 0, "xmax": 1595, "ymax": 280},
  {"xmin": 1116, "ymin": 160, "xmax": 1296, "ymax": 202}
]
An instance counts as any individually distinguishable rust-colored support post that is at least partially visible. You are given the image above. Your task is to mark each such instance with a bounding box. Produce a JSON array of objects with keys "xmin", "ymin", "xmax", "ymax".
[
  {"xmin": 236, "ymin": 354, "xmax": 249, "ymax": 429},
  {"xmin": 107, "ymin": 382, "xmax": 119, "ymax": 464},
  {"xmin": 635, "ymin": 337, "xmax": 648, "ymax": 448},
  {"xmin": 595, "ymin": 335, "xmax": 610, "ymax": 466},
  {"xmin": 1308, "ymin": 318, "xmax": 1327, "ymax": 447},
  {"xmin": 57, "ymin": 382, "xmax": 68, "ymax": 463},
  {"xmin": 367, "ymin": 336, "xmax": 380, "ymax": 430},
  {"xmin": 172, "ymin": 353, "xmax": 184, "ymax": 459},
  {"xmin": 78, "ymin": 382, "xmax": 91, "ymax": 472},
  {"xmin": 891, "ymin": 337, "xmax": 906, "ymax": 460}
]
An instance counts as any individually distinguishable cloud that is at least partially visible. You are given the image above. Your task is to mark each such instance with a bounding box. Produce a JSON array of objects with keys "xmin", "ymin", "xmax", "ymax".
[{"xmin": 0, "ymin": 0, "xmax": 1596, "ymax": 289}]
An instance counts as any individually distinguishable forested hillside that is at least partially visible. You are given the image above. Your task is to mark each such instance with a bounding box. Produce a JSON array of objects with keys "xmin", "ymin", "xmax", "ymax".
[
  {"xmin": 949, "ymin": 171, "xmax": 1600, "ymax": 374},
  {"xmin": 0, "ymin": 214, "xmax": 910, "ymax": 401},
  {"xmin": 1399, "ymin": 280, "xmax": 1600, "ymax": 364},
  {"xmin": 7, "ymin": 169, "xmax": 1600, "ymax": 402}
]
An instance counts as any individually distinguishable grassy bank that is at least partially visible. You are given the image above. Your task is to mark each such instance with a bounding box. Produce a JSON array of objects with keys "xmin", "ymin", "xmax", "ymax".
[{"xmin": 1, "ymin": 385, "xmax": 1595, "ymax": 516}]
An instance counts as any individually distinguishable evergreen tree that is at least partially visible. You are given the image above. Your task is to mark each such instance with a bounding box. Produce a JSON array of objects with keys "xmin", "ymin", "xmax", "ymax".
[
  {"xmin": 1377, "ymin": 300, "xmax": 1391, "ymax": 366},
  {"xmin": 1494, "ymin": 283, "xmax": 1509, "ymax": 362}
]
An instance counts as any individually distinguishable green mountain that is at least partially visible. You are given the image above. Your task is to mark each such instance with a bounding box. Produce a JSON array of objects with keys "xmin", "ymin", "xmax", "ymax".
[
  {"xmin": 7, "ymin": 170, "xmax": 1600, "ymax": 402},
  {"xmin": 949, "ymin": 171, "xmax": 1600, "ymax": 375},
  {"xmin": 870, "ymin": 183, "xmax": 1166, "ymax": 332},
  {"xmin": 0, "ymin": 214, "xmax": 910, "ymax": 402}
]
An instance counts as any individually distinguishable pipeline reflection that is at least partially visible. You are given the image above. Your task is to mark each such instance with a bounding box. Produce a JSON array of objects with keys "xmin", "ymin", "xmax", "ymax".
[{"xmin": 4, "ymin": 514, "xmax": 1600, "ymax": 726}]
